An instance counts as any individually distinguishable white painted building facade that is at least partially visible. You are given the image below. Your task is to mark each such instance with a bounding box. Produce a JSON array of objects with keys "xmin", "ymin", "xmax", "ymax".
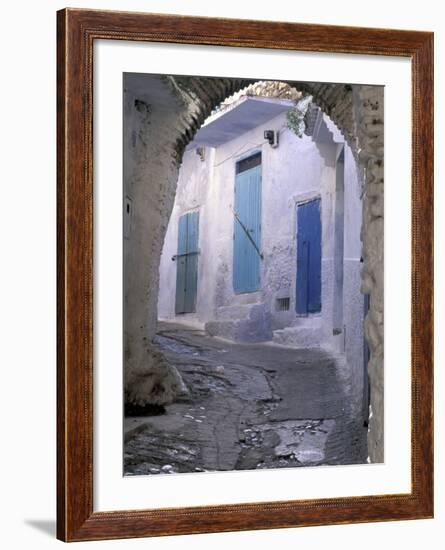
[{"xmin": 158, "ymin": 96, "xmax": 365, "ymax": 378}]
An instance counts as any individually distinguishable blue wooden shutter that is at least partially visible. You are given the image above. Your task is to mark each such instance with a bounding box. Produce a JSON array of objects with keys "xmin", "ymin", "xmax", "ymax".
[
  {"xmin": 175, "ymin": 211, "xmax": 199, "ymax": 314},
  {"xmin": 183, "ymin": 211, "xmax": 199, "ymax": 313},
  {"xmin": 175, "ymin": 214, "xmax": 188, "ymax": 314},
  {"xmin": 233, "ymin": 163, "xmax": 261, "ymax": 293},
  {"xmin": 296, "ymin": 199, "xmax": 321, "ymax": 314}
]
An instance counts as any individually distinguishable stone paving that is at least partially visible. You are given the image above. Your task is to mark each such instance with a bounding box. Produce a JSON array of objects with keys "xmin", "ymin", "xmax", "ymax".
[{"xmin": 124, "ymin": 322, "xmax": 367, "ymax": 475}]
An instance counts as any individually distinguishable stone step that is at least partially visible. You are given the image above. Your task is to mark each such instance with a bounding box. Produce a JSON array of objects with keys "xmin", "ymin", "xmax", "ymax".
[
  {"xmin": 273, "ymin": 326, "xmax": 322, "ymax": 348},
  {"xmin": 205, "ymin": 320, "xmax": 237, "ymax": 341},
  {"xmin": 215, "ymin": 304, "xmax": 253, "ymax": 321},
  {"xmin": 206, "ymin": 303, "xmax": 272, "ymax": 343},
  {"xmin": 293, "ymin": 316, "xmax": 322, "ymax": 329}
]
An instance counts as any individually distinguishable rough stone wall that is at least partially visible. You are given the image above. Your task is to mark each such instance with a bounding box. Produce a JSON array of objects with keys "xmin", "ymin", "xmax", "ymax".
[
  {"xmin": 353, "ymin": 86, "xmax": 384, "ymax": 463},
  {"xmin": 215, "ymin": 80, "xmax": 302, "ymax": 113},
  {"xmin": 123, "ymin": 74, "xmax": 383, "ymax": 462}
]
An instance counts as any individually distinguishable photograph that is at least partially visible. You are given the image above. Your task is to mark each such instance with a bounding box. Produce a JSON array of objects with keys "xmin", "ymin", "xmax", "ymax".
[{"xmin": 122, "ymin": 74, "xmax": 383, "ymax": 476}]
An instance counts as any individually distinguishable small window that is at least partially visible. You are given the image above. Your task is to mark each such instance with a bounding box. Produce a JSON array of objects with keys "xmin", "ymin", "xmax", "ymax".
[
  {"xmin": 276, "ymin": 297, "xmax": 290, "ymax": 312},
  {"xmin": 236, "ymin": 152, "xmax": 261, "ymax": 174}
]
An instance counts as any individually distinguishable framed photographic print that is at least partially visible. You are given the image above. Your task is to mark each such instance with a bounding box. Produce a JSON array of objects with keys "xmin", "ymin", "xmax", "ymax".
[{"xmin": 57, "ymin": 8, "xmax": 434, "ymax": 542}]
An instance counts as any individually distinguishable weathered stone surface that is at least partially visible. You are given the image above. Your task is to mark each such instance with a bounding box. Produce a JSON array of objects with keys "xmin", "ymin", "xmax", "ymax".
[{"xmin": 125, "ymin": 348, "xmax": 186, "ymax": 406}]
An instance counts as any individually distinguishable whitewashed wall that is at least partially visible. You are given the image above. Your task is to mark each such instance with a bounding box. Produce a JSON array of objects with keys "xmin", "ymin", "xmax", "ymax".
[{"xmin": 158, "ymin": 110, "xmax": 362, "ymax": 366}]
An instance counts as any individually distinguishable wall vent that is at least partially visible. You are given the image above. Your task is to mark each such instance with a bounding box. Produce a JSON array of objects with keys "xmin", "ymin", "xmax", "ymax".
[{"xmin": 276, "ymin": 297, "xmax": 290, "ymax": 312}]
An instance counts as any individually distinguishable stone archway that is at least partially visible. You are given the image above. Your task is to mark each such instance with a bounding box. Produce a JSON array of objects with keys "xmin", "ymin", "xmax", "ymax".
[{"xmin": 123, "ymin": 74, "xmax": 383, "ymax": 462}]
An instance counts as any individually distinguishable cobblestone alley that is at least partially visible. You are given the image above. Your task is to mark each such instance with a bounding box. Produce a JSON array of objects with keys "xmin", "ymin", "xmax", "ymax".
[{"xmin": 124, "ymin": 322, "xmax": 367, "ymax": 475}]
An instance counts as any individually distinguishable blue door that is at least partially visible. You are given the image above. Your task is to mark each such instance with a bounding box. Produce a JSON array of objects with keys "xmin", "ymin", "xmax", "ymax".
[
  {"xmin": 175, "ymin": 211, "xmax": 199, "ymax": 314},
  {"xmin": 233, "ymin": 156, "xmax": 262, "ymax": 293},
  {"xmin": 296, "ymin": 199, "xmax": 321, "ymax": 314}
]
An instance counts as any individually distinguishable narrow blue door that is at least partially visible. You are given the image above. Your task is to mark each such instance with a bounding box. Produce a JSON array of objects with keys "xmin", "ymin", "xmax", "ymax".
[
  {"xmin": 175, "ymin": 211, "xmax": 199, "ymax": 314},
  {"xmin": 296, "ymin": 199, "xmax": 321, "ymax": 314},
  {"xmin": 233, "ymin": 157, "xmax": 262, "ymax": 293}
]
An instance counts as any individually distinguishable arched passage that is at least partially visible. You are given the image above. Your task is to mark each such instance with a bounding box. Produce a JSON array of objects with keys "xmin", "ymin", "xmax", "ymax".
[{"xmin": 123, "ymin": 74, "xmax": 383, "ymax": 462}]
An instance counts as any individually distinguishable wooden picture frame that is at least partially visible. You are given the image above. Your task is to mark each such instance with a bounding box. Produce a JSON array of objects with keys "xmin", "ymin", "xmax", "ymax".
[{"xmin": 57, "ymin": 8, "xmax": 434, "ymax": 542}]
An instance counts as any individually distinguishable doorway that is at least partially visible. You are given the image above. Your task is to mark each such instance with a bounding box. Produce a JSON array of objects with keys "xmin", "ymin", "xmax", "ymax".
[
  {"xmin": 175, "ymin": 210, "xmax": 200, "ymax": 314},
  {"xmin": 233, "ymin": 152, "xmax": 262, "ymax": 294},
  {"xmin": 296, "ymin": 198, "xmax": 322, "ymax": 314}
]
